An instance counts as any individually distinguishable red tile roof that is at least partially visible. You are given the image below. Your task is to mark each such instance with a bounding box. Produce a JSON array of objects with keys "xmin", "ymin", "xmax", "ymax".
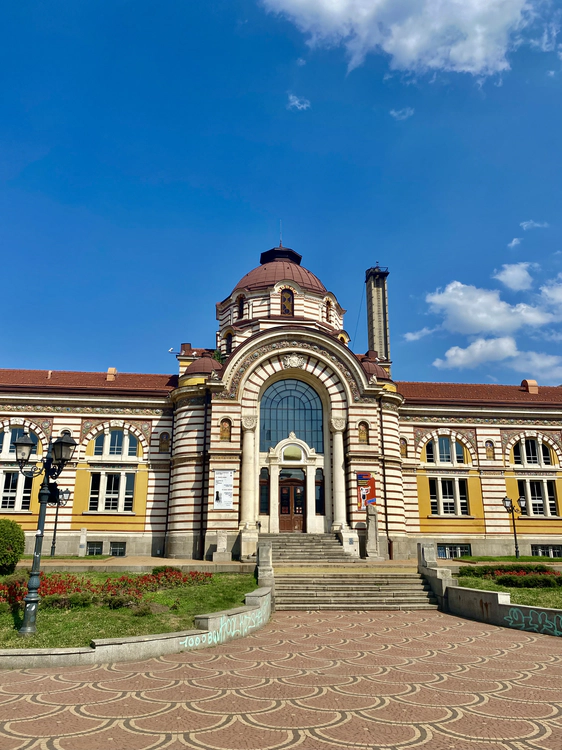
[
  {"xmin": 397, "ymin": 381, "xmax": 562, "ymax": 407},
  {"xmin": 0, "ymin": 369, "xmax": 177, "ymax": 397}
]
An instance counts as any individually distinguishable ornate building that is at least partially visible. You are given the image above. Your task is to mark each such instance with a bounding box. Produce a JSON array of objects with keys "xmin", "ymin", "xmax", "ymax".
[{"xmin": 1, "ymin": 245, "xmax": 562, "ymax": 560}]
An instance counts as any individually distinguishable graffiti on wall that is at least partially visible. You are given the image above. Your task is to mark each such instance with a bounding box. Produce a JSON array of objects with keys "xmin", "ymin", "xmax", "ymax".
[
  {"xmin": 504, "ymin": 607, "xmax": 562, "ymax": 637},
  {"xmin": 179, "ymin": 595, "xmax": 271, "ymax": 650}
]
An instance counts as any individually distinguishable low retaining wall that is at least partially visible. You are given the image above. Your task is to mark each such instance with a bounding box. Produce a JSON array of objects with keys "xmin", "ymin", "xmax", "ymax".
[
  {"xmin": 448, "ymin": 586, "xmax": 562, "ymax": 637},
  {"xmin": 0, "ymin": 587, "xmax": 271, "ymax": 669}
]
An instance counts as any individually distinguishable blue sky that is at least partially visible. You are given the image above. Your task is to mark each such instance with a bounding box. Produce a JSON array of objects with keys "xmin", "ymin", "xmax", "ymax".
[{"xmin": 1, "ymin": 0, "xmax": 562, "ymax": 384}]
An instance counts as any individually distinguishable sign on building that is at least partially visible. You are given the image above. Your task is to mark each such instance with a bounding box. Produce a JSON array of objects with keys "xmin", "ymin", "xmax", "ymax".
[
  {"xmin": 357, "ymin": 472, "xmax": 376, "ymax": 510},
  {"xmin": 214, "ymin": 470, "xmax": 234, "ymax": 510}
]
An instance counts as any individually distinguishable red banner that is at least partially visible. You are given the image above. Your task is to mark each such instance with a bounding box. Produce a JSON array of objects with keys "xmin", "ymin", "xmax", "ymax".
[{"xmin": 357, "ymin": 472, "xmax": 376, "ymax": 510}]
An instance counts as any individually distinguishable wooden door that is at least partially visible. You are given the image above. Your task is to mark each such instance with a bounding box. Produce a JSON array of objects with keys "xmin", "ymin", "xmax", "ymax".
[{"xmin": 279, "ymin": 482, "xmax": 306, "ymax": 532}]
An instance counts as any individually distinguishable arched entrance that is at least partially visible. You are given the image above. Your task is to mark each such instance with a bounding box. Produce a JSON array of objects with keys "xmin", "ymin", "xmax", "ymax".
[{"xmin": 279, "ymin": 468, "xmax": 306, "ymax": 532}]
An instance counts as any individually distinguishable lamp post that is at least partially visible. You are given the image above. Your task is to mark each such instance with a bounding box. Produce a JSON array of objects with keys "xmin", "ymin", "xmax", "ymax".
[
  {"xmin": 502, "ymin": 495, "xmax": 527, "ymax": 559},
  {"xmin": 13, "ymin": 432, "xmax": 76, "ymax": 636},
  {"xmin": 49, "ymin": 486, "xmax": 70, "ymax": 557}
]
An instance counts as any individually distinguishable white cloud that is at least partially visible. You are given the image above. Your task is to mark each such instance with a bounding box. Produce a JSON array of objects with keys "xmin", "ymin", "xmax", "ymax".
[
  {"xmin": 493, "ymin": 262, "xmax": 535, "ymax": 291},
  {"xmin": 390, "ymin": 107, "xmax": 414, "ymax": 121},
  {"xmin": 426, "ymin": 281, "xmax": 553, "ymax": 335},
  {"xmin": 547, "ymin": 69, "xmax": 556, "ymax": 76},
  {"xmin": 287, "ymin": 93, "xmax": 311, "ymax": 110},
  {"xmin": 520, "ymin": 219, "xmax": 549, "ymax": 230},
  {"xmin": 296, "ymin": 57, "xmax": 307, "ymax": 65},
  {"xmin": 540, "ymin": 275, "xmax": 562, "ymax": 306},
  {"xmin": 509, "ymin": 350, "xmax": 562, "ymax": 383},
  {"xmin": 433, "ymin": 337, "xmax": 518, "ymax": 369},
  {"xmin": 508, "ymin": 237, "xmax": 522, "ymax": 248},
  {"xmin": 262, "ymin": 0, "xmax": 550, "ymax": 76},
  {"xmin": 403, "ymin": 326, "xmax": 436, "ymax": 342}
]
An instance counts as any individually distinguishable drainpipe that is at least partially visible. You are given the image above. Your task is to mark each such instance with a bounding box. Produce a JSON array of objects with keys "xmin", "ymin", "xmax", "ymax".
[
  {"xmin": 162, "ymin": 403, "xmax": 174, "ymax": 557},
  {"xmin": 199, "ymin": 388, "xmax": 212, "ymax": 559},
  {"xmin": 378, "ymin": 395, "xmax": 393, "ymax": 559}
]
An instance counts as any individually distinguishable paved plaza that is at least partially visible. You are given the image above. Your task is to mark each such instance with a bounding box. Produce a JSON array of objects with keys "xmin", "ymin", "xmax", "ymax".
[{"xmin": 1, "ymin": 610, "xmax": 562, "ymax": 749}]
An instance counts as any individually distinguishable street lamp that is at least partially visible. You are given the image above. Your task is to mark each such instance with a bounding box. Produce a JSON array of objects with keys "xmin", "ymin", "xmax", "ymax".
[
  {"xmin": 49, "ymin": 485, "xmax": 71, "ymax": 557},
  {"xmin": 13, "ymin": 431, "xmax": 76, "ymax": 636},
  {"xmin": 502, "ymin": 495, "xmax": 527, "ymax": 559}
]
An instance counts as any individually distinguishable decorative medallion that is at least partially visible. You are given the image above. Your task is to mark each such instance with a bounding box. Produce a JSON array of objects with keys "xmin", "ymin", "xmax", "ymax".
[
  {"xmin": 282, "ymin": 353, "xmax": 305, "ymax": 370},
  {"xmin": 331, "ymin": 417, "xmax": 347, "ymax": 432},
  {"xmin": 242, "ymin": 416, "xmax": 258, "ymax": 431}
]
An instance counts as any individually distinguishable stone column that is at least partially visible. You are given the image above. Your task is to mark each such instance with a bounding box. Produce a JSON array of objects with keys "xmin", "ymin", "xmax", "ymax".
[
  {"xmin": 306, "ymin": 462, "xmax": 316, "ymax": 533},
  {"xmin": 240, "ymin": 416, "xmax": 257, "ymax": 527},
  {"xmin": 331, "ymin": 417, "xmax": 347, "ymax": 531},
  {"xmin": 269, "ymin": 461, "xmax": 280, "ymax": 533}
]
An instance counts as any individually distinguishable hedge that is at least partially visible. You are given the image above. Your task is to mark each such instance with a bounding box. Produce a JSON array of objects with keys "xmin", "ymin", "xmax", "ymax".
[
  {"xmin": 0, "ymin": 519, "xmax": 25, "ymax": 574},
  {"xmin": 459, "ymin": 564, "xmax": 551, "ymax": 578}
]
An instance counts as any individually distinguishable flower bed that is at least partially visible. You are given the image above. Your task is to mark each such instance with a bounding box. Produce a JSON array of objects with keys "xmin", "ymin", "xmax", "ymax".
[
  {"xmin": 0, "ymin": 567, "xmax": 213, "ymax": 610},
  {"xmin": 458, "ymin": 563, "xmax": 562, "ymax": 589}
]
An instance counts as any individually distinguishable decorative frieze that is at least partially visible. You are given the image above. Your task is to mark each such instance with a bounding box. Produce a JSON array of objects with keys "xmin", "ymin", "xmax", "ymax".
[
  {"xmin": 0, "ymin": 403, "xmax": 169, "ymax": 416},
  {"xmin": 402, "ymin": 414, "xmax": 562, "ymax": 426},
  {"xmin": 80, "ymin": 418, "xmax": 152, "ymax": 442}
]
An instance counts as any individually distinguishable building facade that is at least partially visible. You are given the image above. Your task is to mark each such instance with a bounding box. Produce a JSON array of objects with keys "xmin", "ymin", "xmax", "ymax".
[{"xmin": 1, "ymin": 245, "xmax": 562, "ymax": 560}]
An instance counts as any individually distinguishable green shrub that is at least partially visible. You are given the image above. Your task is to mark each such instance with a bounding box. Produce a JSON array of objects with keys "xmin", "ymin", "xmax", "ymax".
[
  {"xmin": 459, "ymin": 564, "xmax": 551, "ymax": 578},
  {"xmin": 68, "ymin": 592, "xmax": 92, "ymax": 608},
  {"xmin": 152, "ymin": 565, "xmax": 181, "ymax": 575},
  {"xmin": 496, "ymin": 573, "xmax": 558, "ymax": 588},
  {"xmin": 41, "ymin": 594, "xmax": 66, "ymax": 609},
  {"xmin": 104, "ymin": 594, "xmax": 131, "ymax": 609},
  {"xmin": 0, "ymin": 519, "xmax": 25, "ymax": 574}
]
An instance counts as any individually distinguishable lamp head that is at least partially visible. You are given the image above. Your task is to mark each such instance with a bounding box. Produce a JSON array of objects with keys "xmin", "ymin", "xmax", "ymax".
[
  {"xmin": 518, "ymin": 496, "xmax": 527, "ymax": 513},
  {"xmin": 13, "ymin": 433, "xmax": 35, "ymax": 470},
  {"xmin": 52, "ymin": 433, "xmax": 77, "ymax": 466},
  {"xmin": 503, "ymin": 496, "xmax": 513, "ymax": 512}
]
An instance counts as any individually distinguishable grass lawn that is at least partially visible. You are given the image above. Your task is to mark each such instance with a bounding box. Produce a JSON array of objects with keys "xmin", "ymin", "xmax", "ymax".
[
  {"xmin": 0, "ymin": 572, "xmax": 258, "ymax": 649},
  {"xmin": 458, "ymin": 575, "xmax": 562, "ymax": 609},
  {"xmin": 455, "ymin": 556, "xmax": 562, "ymax": 563}
]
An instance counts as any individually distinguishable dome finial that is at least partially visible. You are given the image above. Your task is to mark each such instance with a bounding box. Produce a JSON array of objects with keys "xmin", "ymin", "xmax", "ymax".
[{"xmin": 279, "ymin": 219, "xmax": 283, "ymax": 247}]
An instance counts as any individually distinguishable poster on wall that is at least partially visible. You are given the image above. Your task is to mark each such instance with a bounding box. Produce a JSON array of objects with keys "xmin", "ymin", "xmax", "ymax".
[
  {"xmin": 357, "ymin": 472, "xmax": 376, "ymax": 510},
  {"xmin": 214, "ymin": 470, "xmax": 234, "ymax": 510}
]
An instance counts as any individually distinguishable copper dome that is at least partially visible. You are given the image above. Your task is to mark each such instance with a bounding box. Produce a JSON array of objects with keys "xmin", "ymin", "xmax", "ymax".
[
  {"xmin": 233, "ymin": 246, "xmax": 327, "ymax": 295},
  {"xmin": 358, "ymin": 352, "xmax": 392, "ymax": 381},
  {"xmin": 183, "ymin": 351, "xmax": 223, "ymax": 377}
]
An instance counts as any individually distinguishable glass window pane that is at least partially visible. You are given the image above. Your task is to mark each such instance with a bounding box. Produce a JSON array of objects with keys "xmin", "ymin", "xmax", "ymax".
[
  {"xmin": 1, "ymin": 472, "xmax": 18, "ymax": 509},
  {"xmin": 127, "ymin": 435, "xmax": 138, "ymax": 457},
  {"xmin": 89, "ymin": 473, "xmax": 101, "ymax": 511},
  {"xmin": 429, "ymin": 478, "xmax": 438, "ymax": 514},
  {"xmin": 455, "ymin": 442, "xmax": 465, "ymax": 463},
  {"xmin": 438, "ymin": 437, "xmax": 451, "ymax": 463},
  {"xmin": 260, "ymin": 379, "xmax": 323, "ymax": 453},
  {"xmin": 441, "ymin": 479, "xmax": 455, "ymax": 514},
  {"xmin": 315, "ymin": 469, "xmax": 325, "ymax": 515},
  {"xmin": 94, "ymin": 434, "xmax": 104, "ymax": 456},
  {"xmin": 547, "ymin": 481, "xmax": 557, "ymax": 516},
  {"xmin": 426, "ymin": 441, "xmax": 434, "ymax": 463},
  {"xmin": 458, "ymin": 479, "xmax": 468, "ymax": 515},
  {"xmin": 513, "ymin": 442, "xmax": 522, "ymax": 464},
  {"xmin": 529, "ymin": 481, "xmax": 544, "ymax": 514},
  {"xmin": 259, "ymin": 468, "xmax": 270, "ymax": 515},
  {"xmin": 124, "ymin": 474, "xmax": 135, "ymax": 512},
  {"xmin": 21, "ymin": 475, "xmax": 32, "ymax": 511},
  {"xmin": 0, "ymin": 432, "xmax": 3, "ymax": 453},
  {"xmin": 109, "ymin": 431, "xmax": 123, "ymax": 455},
  {"xmin": 105, "ymin": 474, "xmax": 120, "ymax": 510},
  {"xmin": 541, "ymin": 443, "xmax": 551, "ymax": 465},
  {"xmin": 525, "ymin": 439, "xmax": 539, "ymax": 464},
  {"xmin": 517, "ymin": 479, "xmax": 528, "ymax": 513}
]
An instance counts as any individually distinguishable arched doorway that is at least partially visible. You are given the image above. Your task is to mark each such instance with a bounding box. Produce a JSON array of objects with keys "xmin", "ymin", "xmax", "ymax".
[{"xmin": 279, "ymin": 468, "xmax": 305, "ymax": 532}]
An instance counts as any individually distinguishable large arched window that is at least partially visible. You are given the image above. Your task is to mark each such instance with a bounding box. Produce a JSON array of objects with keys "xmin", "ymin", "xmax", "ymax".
[{"xmin": 260, "ymin": 379, "xmax": 323, "ymax": 452}]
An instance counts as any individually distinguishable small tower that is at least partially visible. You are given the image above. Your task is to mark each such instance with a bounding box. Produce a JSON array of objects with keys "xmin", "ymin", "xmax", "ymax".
[{"xmin": 365, "ymin": 265, "xmax": 391, "ymax": 374}]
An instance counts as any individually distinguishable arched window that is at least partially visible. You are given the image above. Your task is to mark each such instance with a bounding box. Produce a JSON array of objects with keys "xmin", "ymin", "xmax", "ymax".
[
  {"xmin": 93, "ymin": 429, "xmax": 138, "ymax": 458},
  {"xmin": 358, "ymin": 422, "xmax": 369, "ymax": 444},
  {"xmin": 237, "ymin": 295, "xmax": 245, "ymax": 320},
  {"xmin": 400, "ymin": 438, "xmax": 408, "ymax": 458},
  {"xmin": 485, "ymin": 440, "xmax": 495, "ymax": 460},
  {"xmin": 158, "ymin": 432, "xmax": 170, "ymax": 453},
  {"xmin": 513, "ymin": 438, "xmax": 552, "ymax": 466},
  {"xmin": 225, "ymin": 333, "xmax": 233, "ymax": 355},
  {"xmin": 0, "ymin": 427, "xmax": 38, "ymax": 511},
  {"xmin": 426, "ymin": 436, "xmax": 465, "ymax": 464},
  {"xmin": 219, "ymin": 419, "xmax": 232, "ymax": 442},
  {"xmin": 1, "ymin": 427, "xmax": 38, "ymax": 458},
  {"xmin": 325, "ymin": 299, "xmax": 332, "ymax": 323},
  {"xmin": 280, "ymin": 288, "xmax": 294, "ymax": 316},
  {"xmin": 260, "ymin": 379, "xmax": 323, "ymax": 452}
]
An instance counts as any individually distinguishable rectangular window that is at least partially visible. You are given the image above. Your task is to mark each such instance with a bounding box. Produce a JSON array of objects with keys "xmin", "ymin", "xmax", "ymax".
[
  {"xmin": 109, "ymin": 431, "xmax": 123, "ymax": 455},
  {"xmin": 531, "ymin": 544, "xmax": 562, "ymax": 558},
  {"xmin": 1, "ymin": 472, "xmax": 18, "ymax": 509},
  {"xmin": 86, "ymin": 541, "xmax": 103, "ymax": 556},
  {"xmin": 94, "ymin": 434, "xmax": 104, "ymax": 456},
  {"xmin": 429, "ymin": 478, "xmax": 438, "ymax": 515},
  {"xmin": 89, "ymin": 473, "xmax": 101, "ymax": 511},
  {"xmin": 458, "ymin": 479, "xmax": 469, "ymax": 515},
  {"xmin": 529, "ymin": 480, "xmax": 544, "ymax": 515},
  {"xmin": 525, "ymin": 439, "xmax": 539, "ymax": 465},
  {"xmin": 437, "ymin": 544, "xmax": 471, "ymax": 559},
  {"xmin": 547, "ymin": 481, "xmax": 558, "ymax": 516},
  {"xmin": 21, "ymin": 475, "xmax": 32, "ymax": 511},
  {"xmin": 124, "ymin": 473, "xmax": 135, "ymax": 512},
  {"xmin": 104, "ymin": 474, "xmax": 120, "ymax": 511},
  {"xmin": 517, "ymin": 479, "xmax": 528, "ymax": 513},
  {"xmin": 259, "ymin": 468, "xmax": 269, "ymax": 515},
  {"xmin": 110, "ymin": 542, "xmax": 126, "ymax": 557},
  {"xmin": 438, "ymin": 436, "xmax": 451, "ymax": 463},
  {"xmin": 441, "ymin": 479, "xmax": 455, "ymax": 514}
]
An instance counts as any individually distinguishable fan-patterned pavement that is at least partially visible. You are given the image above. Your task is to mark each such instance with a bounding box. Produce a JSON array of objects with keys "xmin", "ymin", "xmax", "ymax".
[{"xmin": 1, "ymin": 610, "xmax": 562, "ymax": 749}]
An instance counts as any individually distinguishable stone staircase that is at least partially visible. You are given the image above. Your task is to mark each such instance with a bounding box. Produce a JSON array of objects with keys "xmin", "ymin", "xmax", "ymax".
[
  {"xmin": 260, "ymin": 533, "xmax": 352, "ymax": 564},
  {"xmin": 273, "ymin": 572, "xmax": 438, "ymax": 610}
]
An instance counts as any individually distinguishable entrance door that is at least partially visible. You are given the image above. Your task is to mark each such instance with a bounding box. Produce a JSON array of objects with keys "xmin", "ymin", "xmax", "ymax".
[{"xmin": 279, "ymin": 468, "xmax": 306, "ymax": 532}]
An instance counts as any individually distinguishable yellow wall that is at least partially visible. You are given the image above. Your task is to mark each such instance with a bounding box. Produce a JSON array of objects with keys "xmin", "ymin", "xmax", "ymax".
[
  {"xmin": 505, "ymin": 473, "xmax": 562, "ymax": 535},
  {"xmin": 417, "ymin": 471, "xmax": 486, "ymax": 534}
]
